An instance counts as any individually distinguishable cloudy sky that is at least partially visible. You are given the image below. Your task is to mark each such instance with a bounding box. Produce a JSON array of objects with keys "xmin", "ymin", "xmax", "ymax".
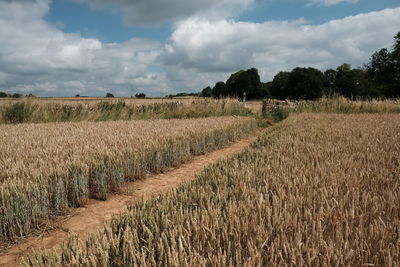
[{"xmin": 0, "ymin": 0, "xmax": 399, "ymax": 97}]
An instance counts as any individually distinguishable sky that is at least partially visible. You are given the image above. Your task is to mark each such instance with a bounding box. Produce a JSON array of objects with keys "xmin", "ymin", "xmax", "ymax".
[{"xmin": 0, "ymin": 0, "xmax": 399, "ymax": 97}]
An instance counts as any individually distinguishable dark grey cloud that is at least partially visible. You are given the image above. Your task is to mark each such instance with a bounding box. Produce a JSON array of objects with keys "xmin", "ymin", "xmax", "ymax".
[{"xmin": 76, "ymin": 0, "xmax": 254, "ymax": 26}]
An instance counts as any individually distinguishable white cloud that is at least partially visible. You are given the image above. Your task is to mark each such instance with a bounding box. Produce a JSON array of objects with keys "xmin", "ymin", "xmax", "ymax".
[
  {"xmin": 0, "ymin": 0, "xmax": 166, "ymax": 96},
  {"xmin": 162, "ymin": 7, "xmax": 400, "ymax": 88},
  {"xmin": 307, "ymin": 0, "xmax": 359, "ymax": 6},
  {"xmin": 75, "ymin": 0, "xmax": 254, "ymax": 26},
  {"xmin": 0, "ymin": 0, "xmax": 399, "ymax": 96}
]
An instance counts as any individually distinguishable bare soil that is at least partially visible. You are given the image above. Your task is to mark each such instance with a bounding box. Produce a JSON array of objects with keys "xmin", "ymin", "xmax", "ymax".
[{"xmin": 0, "ymin": 132, "xmax": 260, "ymax": 267}]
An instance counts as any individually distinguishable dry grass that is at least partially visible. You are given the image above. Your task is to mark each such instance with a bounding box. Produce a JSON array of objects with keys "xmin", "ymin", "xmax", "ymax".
[
  {"xmin": 244, "ymin": 101, "xmax": 262, "ymax": 115},
  {"xmin": 0, "ymin": 116, "xmax": 257, "ymax": 242},
  {"xmin": 262, "ymin": 97, "xmax": 400, "ymax": 122},
  {"xmin": 0, "ymin": 97, "xmax": 200, "ymax": 105},
  {"xmin": 0, "ymin": 98, "xmax": 251, "ymax": 124},
  {"xmin": 294, "ymin": 97, "xmax": 400, "ymax": 113},
  {"xmin": 24, "ymin": 113, "xmax": 400, "ymax": 266}
]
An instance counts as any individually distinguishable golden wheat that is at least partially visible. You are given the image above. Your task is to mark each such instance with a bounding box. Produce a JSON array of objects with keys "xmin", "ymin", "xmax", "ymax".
[
  {"xmin": 263, "ymin": 97, "xmax": 400, "ymax": 119},
  {"xmin": 24, "ymin": 113, "xmax": 400, "ymax": 266},
  {"xmin": 0, "ymin": 96, "xmax": 200, "ymax": 105},
  {"xmin": 0, "ymin": 116, "xmax": 257, "ymax": 242},
  {"xmin": 0, "ymin": 98, "xmax": 250, "ymax": 124}
]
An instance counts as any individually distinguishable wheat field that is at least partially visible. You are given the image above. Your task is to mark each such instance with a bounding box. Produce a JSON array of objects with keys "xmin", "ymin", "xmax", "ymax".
[
  {"xmin": 263, "ymin": 97, "xmax": 400, "ymax": 121},
  {"xmin": 0, "ymin": 116, "xmax": 257, "ymax": 242},
  {"xmin": 0, "ymin": 98, "xmax": 250, "ymax": 124},
  {"xmin": 24, "ymin": 113, "xmax": 400, "ymax": 266},
  {"xmin": 0, "ymin": 97, "xmax": 200, "ymax": 105}
]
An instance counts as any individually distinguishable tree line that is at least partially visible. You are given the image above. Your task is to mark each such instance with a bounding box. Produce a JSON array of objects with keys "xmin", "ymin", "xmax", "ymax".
[
  {"xmin": 201, "ymin": 32, "xmax": 400, "ymax": 100},
  {"xmin": 0, "ymin": 92, "xmax": 26, "ymax": 98}
]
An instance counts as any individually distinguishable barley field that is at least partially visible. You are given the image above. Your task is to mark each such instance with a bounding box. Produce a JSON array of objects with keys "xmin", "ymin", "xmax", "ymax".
[
  {"xmin": 24, "ymin": 113, "xmax": 400, "ymax": 266},
  {"xmin": 0, "ymin": 116, "xmax": 257, "ymax": 242}
]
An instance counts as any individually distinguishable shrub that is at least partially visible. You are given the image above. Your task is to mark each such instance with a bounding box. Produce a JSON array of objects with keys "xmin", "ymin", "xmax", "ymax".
[
  {"xmin": 270, "ymin": 106, "xmax": 289, "ymax": 121},
  {"xmin": 135, "ymin": 93, "xmax": 146, "ymax": 98},
  {"xmin": 4, "ymin": 102, "xmax": 27, "ymax": 123}
]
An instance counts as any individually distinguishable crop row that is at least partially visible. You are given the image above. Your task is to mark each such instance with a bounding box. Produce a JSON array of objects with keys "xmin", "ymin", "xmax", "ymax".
[
  {"xmin": 24, "ymin": 113, "xmax": 400, "ymax": 266},
  {"xmin": 0, "ymin": 116, "xmax": 257, "ymax": 242},
  {"xmin": 0, "ymin": 99, "xmax": 251, "ymax": 124},
  {"xmin": 262, "ymin": 97, "xmax": 400, "ymax": 121}
]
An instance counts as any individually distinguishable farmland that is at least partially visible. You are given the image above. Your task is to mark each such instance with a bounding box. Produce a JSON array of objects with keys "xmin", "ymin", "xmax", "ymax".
[
  {"xmin": 23, "ymin": 113, "xmax": 400, "ymax": 266},
  {"xmin": 0, "ymin": 97, "xmax": 399, "ymax": 267},
  {"xmin": 0, "ymin": 98, "xmax": 250, "ymax": 124},
  {"xmin": 2, "ymin": 1, "xmax": 400, "ymax": 266},
  {"xmin": 262, "ymin": 97, "xmax": 400, "ymax": 121},
  {"xmin": 0, "ymin": 116, "xmax": 257, "ymax": 242}
]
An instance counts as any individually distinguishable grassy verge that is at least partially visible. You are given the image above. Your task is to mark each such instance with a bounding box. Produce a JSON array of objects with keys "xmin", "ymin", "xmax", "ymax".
[
  {"xmin": 262, "ymin": 97, "xmax": 400, "ymax": 121},
  {"xmin": 0, "ymin": 99, "xmax": 251, "ymax": 124},
  {"xmin": 0, "ymin": 117, "xmax": 257, "ymax": 243},
  {"xmin": 24, "ymin": 113, "xmax": 400, "ymax": 266}
]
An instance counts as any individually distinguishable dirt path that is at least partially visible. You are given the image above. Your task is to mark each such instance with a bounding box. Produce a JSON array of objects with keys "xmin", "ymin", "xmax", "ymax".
[{"xmin": 0, "ymin": 132, "xmax": 261, "ymax": 267}]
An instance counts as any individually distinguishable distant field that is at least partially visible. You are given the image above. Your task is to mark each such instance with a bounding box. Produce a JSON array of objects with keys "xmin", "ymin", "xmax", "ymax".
[
  {"xmin": 0, "ymin": 116, "xmax": 257, "ymax": 242},
  {"xmin": 262, "ymin": 97, "xmax": 400, "ymax": 121},
  {"xmin": 0, "ymin": 96, "xmax": 200, "ymax": 104},
  {"xmin": 25, "ymin": 113, "xmax": 400, "ymax": 266},
  {"xmin": 0, "ymin": 98, "xmax": 251, "ymax": 124}
]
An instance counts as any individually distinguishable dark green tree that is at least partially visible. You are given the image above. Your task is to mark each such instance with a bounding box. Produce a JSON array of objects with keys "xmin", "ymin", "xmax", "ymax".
[
  {"xmin": 285, "ymin": 67, "xmax": 324, "ymax": 100},
  {"xmin": 323, "ymin": 69, "xmax": 337, "ymax": 87},
  {"xmin": 336, "ymin": 65, "xmax": 358, "ymax": 97},
  {"xmin": 270, "ymin": 71, "xmax": 290, "ymax": 99},
  {"xmin": 393, "ymin": 32, "xmax": 400, "ymax": 86},
  {"xmin": 201, "ymin": 86, "xmax": 212, "ymax": 97},
  {"xmin": 332, "ymin": 64, "xmax": 378, "ymax": 98},
  {"xmin": 270, "ymin": 68, "xmax": 324, "ymax": 100},
  {"xmin": 366, "ymin": 32, "xmax": 400, "ymax": 97},
  {"xmin": 225, "ymin": 68, "xmax": 262, "ymax": 99},
  {"xmin": 212, "ymin": 81, "xmax": 227, "ymax": 98},
  {"xmin": 323, "ymin": 69, "xmax": 338, "ymax": 96},
  {"xmin": 12, "ymin": 93, "xmax": 22, "ymax": 98},
  {"xmin": 106, "ymin": 92, "xmax": 114, "ymax": 98},
  {"xmin": 135, "ymin": 93, "xmax": 146, "ymax": 98},
  {"xmin": 335, "ymin": 64, "xmax": 354, "ymax": 97},
  {"xmin": 0, "ymin": 91, "xmax": 7, "ymax": 97},
  {"xmin": 260, "ymin": 82, "xmax": 273, "ymax": 99}
]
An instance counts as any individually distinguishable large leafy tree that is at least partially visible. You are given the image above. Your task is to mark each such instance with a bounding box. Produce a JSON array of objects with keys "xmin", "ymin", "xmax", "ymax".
[
  {"xmin": 225, "ymin": 68, "xmax": 263, "ymax": 99},
  {"xmin": 323, "ymin": 69, "xmax": 337, "ymax": 96},
  {"xmin": 201, "ymin": 86, "xmax": 212, "ymax": 97},
  {"xmin": 212, "ymin": 81, "xmax": 227, "ymax": 98},
  {"xmin": 335, "ymin": 65, "xmax": 375, "ymax": 98},
  {"xmin": 366, "ymin": 32, "xmax": 400, "ymax": 97},
  {"xmin": 323, "ymin": 69, "xmax": 337, "ymax": 88},
  {"xmin": 270, "ymin": 68, "xmax": 324, "ymax": 100},
  {"xmin": 335, "ymin": 64, "xmax": 358, "ymax": 97},
  {"xmin": 260, "ymin": 82, "xmax": 273, "ymax": 99},
  {"xmin": 270, "ymin": 71, "xmax": 290, "ymax": 100},
  {"xmin": 286, "ymin": 67, "xmax": 324, "ymax": 100}
]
